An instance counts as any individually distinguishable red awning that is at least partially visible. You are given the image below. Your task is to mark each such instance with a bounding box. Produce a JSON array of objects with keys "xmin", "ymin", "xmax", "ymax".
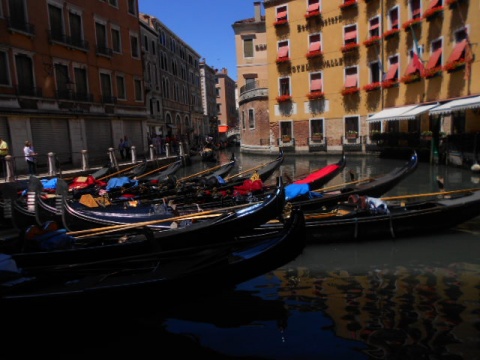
[
  {"xmin": 278, "ymin": 46, "xmax": 289, "ymax": 58},
  {"xmin": 311, "ymin": 78, "xmax": 322, "ymax": 91},
  {"xmin": 345, "ymin": 74, "xmax": 357, "ymax": 88},
  {"xmin": 426, "ymin": 48, "xmax": 443, "ymax": 69},
  {"xmin": 370, "ymin": 23, "xmax": 380, "ymax": 30},
  {"xmin": 345, "ymin": 29, "xmax": 357, "ymax": 41},
  {"xmin": 309, "ymin": 41, "xmax": 321, "ymax": 52},
  {"xmin": 385, "ymin": 63, "xmax": 399, "ymax": 80},
  {"xmin": 426, "ymin": 0, "xmax": 440, "ymax": 11},
  {"xmin": 308, "ymin": 3, "xmax": 319, "ymax": 12},
  {"xmin": 447, "ymin": 40, "xmax": 467, "ymax": 63},
  {"xmin": 218, "ymin": 125, "xmax": 229, "ymax": 133},
  {"xmin": 277, "ymin": 11, "xmax": 287, "ymax": 20}
]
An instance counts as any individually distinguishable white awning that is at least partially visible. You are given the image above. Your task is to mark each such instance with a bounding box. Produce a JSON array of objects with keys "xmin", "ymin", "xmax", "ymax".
[
  {"xmin": 430, "ymin": 96, "xmax": 480, "ymax": 115},
  {"xmin": 395, "ymin": 103, "xmax": 439, "ymax": 120},
  {"xmin": 367, "ymin": 105, "xmax": 418, "ymax": 123},
  {"xmin": 451, "ymin": 95, "xmax": 480, "ymax": 112}
]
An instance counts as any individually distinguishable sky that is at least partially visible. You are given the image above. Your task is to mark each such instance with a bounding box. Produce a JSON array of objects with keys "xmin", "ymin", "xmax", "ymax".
[{"xmin": 139, "ymin": 0, "xmax": 259, "ymax": 82}]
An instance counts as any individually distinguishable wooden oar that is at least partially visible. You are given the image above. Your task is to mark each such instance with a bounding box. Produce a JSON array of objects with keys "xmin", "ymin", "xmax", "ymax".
[
  {"xmin": 135, "ymin": 162, "xmax": 173, "ymax": 180},
  {"xmin": 310, "ymin": 177, "xmax": 375, "ymax": 193},
  {"xmin": 225, "ymin": 158, "xmax": 277, "ymax": 181},
  {"xmin": 66, "ymin": 201, "xmax": 261, "ymax": 237},
  {"xmin": 97, "ymin": 163, "xmax": 143, "ymax": 181},
  {"xmin": 176, "ymin": 161, "xmax": 233, "ymax": 182},
  {"xmin": 380, "ymin": 187, "xmax": 480, "ymax": 201}
]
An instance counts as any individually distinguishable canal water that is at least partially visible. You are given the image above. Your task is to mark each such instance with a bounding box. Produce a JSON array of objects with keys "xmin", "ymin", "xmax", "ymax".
[{"xmin": 4, "ymin": 148, "xmax": 480, "ymax": 359}]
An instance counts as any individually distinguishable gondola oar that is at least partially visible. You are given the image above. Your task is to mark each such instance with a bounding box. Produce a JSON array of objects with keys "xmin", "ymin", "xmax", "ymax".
[
  {"xmin": 225, "ymin": 158, "xmax": 278, "ymax": 181},
  {"xmin": 310, "ymin": 177, "xmax": 375, "ymax": 193},
  {"xmin": 66, "ymin": 201, "xmax": 261, "ymax": 237},
  {"xmin": 380, "ymin": 187, "xmax": 480, "ymax": 201},
  {"xmin": 135, "ymin": 162, "xmax": 175, "ymax": 180},
  {"xmin": 97, "ymin": 162, "xmax": 144, "ymax": 181},
  {"xmin": 176, "ymin": 160, "xmax": 234, "ymax": 183}
]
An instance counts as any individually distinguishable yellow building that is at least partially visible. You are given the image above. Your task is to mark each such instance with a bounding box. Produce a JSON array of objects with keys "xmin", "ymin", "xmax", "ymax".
[{"xmin": 260, "ymin": 0, "xmax": 479, "ymax": 158}]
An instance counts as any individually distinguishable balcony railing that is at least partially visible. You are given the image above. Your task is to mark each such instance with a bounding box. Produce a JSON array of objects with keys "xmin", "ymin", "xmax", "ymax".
[
  {"xmin": 239, "ymin": 80, "xmax": 268, "ymax": 95},
  {"xmin": 48, "ymin": 31, "xmax": 89, "ymax": 50},
  {"xmin": 96, "ymin": 46, "xmax": 113, "ymax": 57},
  {"xmin": 15, "ymin": 86, "xmax": 43, "ymax": 97},
  {"xmin": 6, "ymin": 17, "xmax": 35, "ymax": 35}
]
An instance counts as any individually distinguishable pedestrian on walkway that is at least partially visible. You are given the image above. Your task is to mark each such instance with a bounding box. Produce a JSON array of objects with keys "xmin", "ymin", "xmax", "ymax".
[
  {"xmin": 118, "ymin": 138, "xmax": 125, "ymax": 160},
  {"xmin": 23, "ymin": 140, "xmax": 37, "ymax": 175},
  {"xmin": 0, "ymin": 137, "xmax": 9, "ymax": 179},
  {"xmin": 123, "ymin": 136, "xmax": 131, "ymax": 159}
]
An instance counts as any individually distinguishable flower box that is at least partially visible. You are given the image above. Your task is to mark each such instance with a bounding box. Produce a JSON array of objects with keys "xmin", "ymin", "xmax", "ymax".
[
  {"xmin": 273, "ymin": 19, "xmax": 288, "ymax": 27},
  {"xmin": 346, "ymin": 131, "xmax": 358, "ymax": 139},
  {"xmin": 383, "ymin": 28, "xmax": 401, "ymax": 39},
  {"xmin": 381, "ymin": 80, "xmax": 398, "ymax": 89},
  {"xmin": 446, "ymin": 0, "xmax": 465, "ymax": 8},
  {"xmin": 307, "ymin": 91, "xmax": 325, "ymax": 100},
  {"xmin": 362, "ymin": 82, "xmax": 381, "ymax": 92},
  {"xmin": 340, "ymin": 43, "xmax": 359, "ymax": 53},
  {"xmin": 423, "ymin": 6, "xmax": 444, "ymax": 20},
  {"xmin": 422, "ymin": 66, "xmax": 443, "ymax": 78},
  {"xmin": 282, "ymin": 135, "xmax": 292, "ymax": 142},
  {"xmin": 305, "ymin": 10, "xmax": 321, "ymax": 19},
  {"xmin": 363, "ymin": 36, "xmax": 381, "ymax": 47},
  {"xmin": 400, "ymin": 73, "xmax": 421, "ymax": 84},
  {"xmin": 276, "ymin": 94, "xmax": 292, "ymax": 103},
  {"xmin": 311, "ymin": 134, "xmax": 323, "ymax": 141},
  {"xmin": 306, "ymin": 50, "xmax": 323, "ymax": 59},
  {"xmin": 402, "ymin": 18, "xmax": 423, "ymax": 31},
  {"xmin": 341, "ymin": 87, "xmax": 360, "ymax": 96},
  {"xmin": 276, "ymin": 57, "xmax": 291, "ymax": 64},
  {"xmin": 443, "ymin": 59, "xmax": 466, "ymax": 72},
  {"xmin": 339, "ymin": 0, "xmax": 358, "ymax": 9}
]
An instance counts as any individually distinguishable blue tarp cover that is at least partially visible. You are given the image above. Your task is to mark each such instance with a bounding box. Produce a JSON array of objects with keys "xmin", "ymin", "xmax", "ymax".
[
  {"xmin": 106, "ymin": 177, "xmax": 138, "ymax": 191},
  {"xmin": 285, "ymin": 183, "xmax": 310, "ymax": 201}
]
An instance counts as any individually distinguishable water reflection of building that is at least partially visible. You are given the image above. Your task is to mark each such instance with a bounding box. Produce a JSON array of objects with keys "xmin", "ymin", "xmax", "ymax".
[{"xmin": 274, "ymin": 261, "xmax": 480, "ymax": 359}]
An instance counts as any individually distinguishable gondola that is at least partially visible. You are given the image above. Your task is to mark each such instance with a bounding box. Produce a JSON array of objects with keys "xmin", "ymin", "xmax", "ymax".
[
  {"xmin": 0, "ymin": 207, "xmax": 305, "ymax": 304},
  {"xmin": 58, "ymin": 176, "xmax": 287, "ymax": 239},
  {"xmin": 258, "ymin": 187, "xmax": 480, "ymax": 243},
  {"xmin": 287, "ymin": 150, "xmax": 418, "ymax": 210}
]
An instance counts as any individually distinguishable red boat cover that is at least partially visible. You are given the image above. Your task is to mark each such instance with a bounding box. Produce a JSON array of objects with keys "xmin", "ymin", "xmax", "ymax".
[{"xmin": 293, "ymin": 164, "xmax": 340, "ymax": 185}]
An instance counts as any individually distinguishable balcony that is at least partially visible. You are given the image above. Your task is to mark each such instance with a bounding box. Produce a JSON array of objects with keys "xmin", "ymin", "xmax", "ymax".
[
  {"xmin": 48, "ymin": 31, "xmax": 89, "ymax": 51},
  {"xmin": 6, "ymin": 17, "xmax": 35, "ymax": 36},
  {"xmin": 238, "ymin": 80, "xmax": 268, "ymax": 104},
  {"xmin": 15, "ymin": 86, "xmax": 43, "ymax": 97},
  {"xmin": 96, "ymin": 46, "xmax": 113, "ymax": 57}
]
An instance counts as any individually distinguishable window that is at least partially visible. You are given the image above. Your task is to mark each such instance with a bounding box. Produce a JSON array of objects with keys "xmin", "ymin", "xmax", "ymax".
[
  {"xmin": 280, "ymin": 121, "xmax": 292, "ymax": 141},
  {"xmin": 243, "ymin": 38, "xmax": 254, "ymax": 58},
  {"xmin": 388, "ymin": 7, "xmax": 399, "ymax": 29},
  {"xmin": 279, "ymin": 77, "xmax": 290, "ymax": 96},
  {"xmin": 151, "ymin": 40, "xmax": 156, "ymax": 55},
  {"xmin": 242, "ymin": 111, "xmax": 246, "ymax": 130},
  {"xmin": 306, "ymin": 0, "xmax": 321, "ymax": 16},
  {"xmin": 54, "ymin": 63, "xmax": 70, "ymax": 98},
  {"xmin": 345, "ymin": 116, "xmax": 359, "ymax": 136},
  {"xmin": 48, "ymin": 4, "xmax": 64, "ymax": 42},
  {"xmin": 15, "ymin": 53, "xmax": 35, "ymax": 95},
  {"xmin": 384, "ymin": 56, "xmax": 399, "ymax": 81},
  {"xmin": 116, "ymin": 75, "xmax": 125, "ymax": 100},
  {"xmin": 100, "ymin": 72, "xmax": 112, "ymax": 101},
  {"xmin": 69, "ymin": 10, "xmax": 84, "ymax": 48},
  {"xmin": 0, "ymin": 51, "xmax": 11, "ymax": 86},
  {"xmin": 409, "ymin": 0, "xmax": 422, "ymax": 19},
  {"xmin": 426, "ymin": 39, "xmax": 443, "ymax": 70},
  {"xmin": 127, "ymin": 0, "xmax": 136, "ymax": 15},
  {"xmin": 308, "ymin": 33, "xmax": 322, "ymax": 54},
  {"xmin": 275, "ymin": 5, "xmax": 288, "ymax": 22},
  {"xmin": 277, "ymin": 41, "xmax": 289, "ymax": 61},
  {"xmin": 369, "ymin": 61, "xmax": 382, "ymax": 83},
  {"xmin": 143, "ymin": 35, "xmax": 148, "ymax": 52},
  {"xmin": 74, "ymin": 67, "xmax": 88, "ymax": 100},
  {"xmin": 344, "ymin": 25, "xmax": 357, "ymax": 45},
  {"xmin": 309, "ymin": 72, "xmax": 323, "ymax": 93},
  {"xmin": 406, "ymin": 45, "xmax": 424, "ymax": 74},
  {"xmin": 310, "ymin": 119, "xmax": 324, "ymax": 137},
  {"xmin": 108, "ymin": 0, "xmax": 118, "ymax": 7},
  {"xmin": 447, "ymin": 39, "xmax": 467, "ymax": 64},
  {"xmin": 344, "ymin": 67, "xmax": 358, "ymax": 88},
  {"xmin": 248, "ymin": 108, "xmax": 255, "ymax": 129},
  {"xmin": 95, "ymin": 21, "xmax": 111, "ymax": 56},
  {"xmin": 130, "ymin": 34, "xmax": 139, "ymax": 58},
  {"xmin": 368, "ymin": 17, "xmax": 380, "ymax": 38},
  {"xmin": 134, "ymin": 78, "xmax": 143, "ymax": 101},
  {"xmin": 111, "ymin": 27, "xmax": 121, "ymax": 53},
  {"xmin": 8, "ymin": 0, "xmax": 29, "ymax": 32}
]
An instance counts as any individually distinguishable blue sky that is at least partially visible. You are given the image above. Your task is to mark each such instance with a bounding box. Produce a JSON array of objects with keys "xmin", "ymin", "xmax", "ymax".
[{"xmin": 139, "ymin": 0, "xmax": 259, "ymax": 82}]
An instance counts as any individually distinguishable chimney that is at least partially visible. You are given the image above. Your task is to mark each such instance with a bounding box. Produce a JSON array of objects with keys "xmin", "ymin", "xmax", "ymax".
[{"xmin": 254, "ymin": 2, "xmax": 261, "ymax": 22}]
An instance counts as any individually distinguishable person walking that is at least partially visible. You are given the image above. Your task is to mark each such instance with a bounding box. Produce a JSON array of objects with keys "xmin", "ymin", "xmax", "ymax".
[
  {"xmin": 0, "ymin": 137, "xmax": 9, "ymax": 178},
  {"xmin": 23, "ymin": 140, "xmax": 37, "ymax": 175},
  {"xmin": 123, "ymin": 136, "xmax": 131, "ymax": 159},
  {"xmin": 118, "ymin": 138, "xmax": 125, "ymax": 160}
]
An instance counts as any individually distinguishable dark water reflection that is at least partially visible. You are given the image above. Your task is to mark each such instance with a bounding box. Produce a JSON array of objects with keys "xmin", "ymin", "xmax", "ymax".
[{"xmin": 5, "ymin": 149, "xmax": 480, "ymax": 359}]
